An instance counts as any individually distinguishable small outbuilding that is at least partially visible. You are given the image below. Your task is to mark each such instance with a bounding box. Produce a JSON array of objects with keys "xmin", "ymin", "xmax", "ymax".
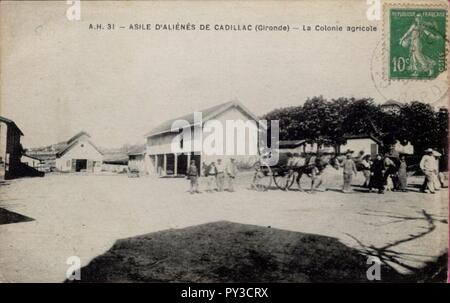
[
  {"xmin": 27, "ymin": 131, "xmax": 103, "ymax": 173},
  {"xmin": 128, "ymin": 145, "xmax": 147, "ymax": 174},
  {"xmin": 54, "ymin": 132, "xmax": 103, "ymax": 172},
  {"xmin": 0, "ymin": 116, "xmax": 24, "ymax": 180},
  {"xmin": 341, "ymin": 134, "xmax": 381, "ymax": 157},
  {"xmin": 21, "ymin": 154, "xmax": 43, "ymax": 169}
]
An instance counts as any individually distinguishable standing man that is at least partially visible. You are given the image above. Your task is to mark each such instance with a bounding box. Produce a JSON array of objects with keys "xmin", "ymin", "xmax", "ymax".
[
  {"xmin": 420, "ymin": 148, "xmax": 436, "ymax": 194},
  {"xmin": 432, "ymin": 150, "xmax": 442, "ymax": 190},
  {"xmin": 226, "ymin": 158, "xmax": 238, "ymax": 192},
  {"xmin": 308, "ymin": 151, "xmax": 328, "ymax": 193},
  {"xmin": 342, "ymin": 151, "xmax": 357, "ymax": 193},
  {"xmin": 360, "ymin": 155, "xmax": 372, "ymax": 188},
  {"xmin": 383, "ymin": 154, "xmax": 397, "ymax": 190},
  {"xmin": 216, "ymin": 158, "xmax": 226, "ymax": 192},
  {"xmin": 369, "ymin": 154, "xmax": 385, "ymax": 194},
  {"xmin": 397, "ymin": 154, "xmax": 408, "ymax": 192},
  {"xmin": 204, "ymin": 161, "xmax": 218, "ymax": 192},
  {"xmin": 186, "ymin": 159, "xmax": 200, "ymax": 194}
]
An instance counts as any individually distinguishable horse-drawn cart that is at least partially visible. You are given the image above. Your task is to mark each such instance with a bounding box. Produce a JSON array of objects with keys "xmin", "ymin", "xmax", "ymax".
[{"xmin": 252, "ymin": 151, "xmax": 337, "ymax": 191}]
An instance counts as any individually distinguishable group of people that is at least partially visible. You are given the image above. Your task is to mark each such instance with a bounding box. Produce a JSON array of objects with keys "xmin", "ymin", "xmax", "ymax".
[
  {"xmin": 186, "ymin": 149, "xmax": 445, "ymax": 195},
  {"xmin": 186, "ymin": 158, "xmax": 238, "ymax": 194},
  {"xmin": 354, "ymin": 152, "xmax": 408, "ymax": 194},
  {"xmin": 343, "ymin": 148, "xmax": 444, "ymax": 194}
]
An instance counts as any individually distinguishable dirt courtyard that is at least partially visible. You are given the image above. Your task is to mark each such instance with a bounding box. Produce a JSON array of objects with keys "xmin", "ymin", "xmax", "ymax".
[{"xmin": 0, "ymin": 168, "xmax": 448, "ymax": 282}]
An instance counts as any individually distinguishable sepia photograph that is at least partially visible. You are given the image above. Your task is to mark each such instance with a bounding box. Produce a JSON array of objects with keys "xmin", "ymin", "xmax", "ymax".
[{"xmin": 0, "ymin": 0, "xmax": 448, "ymax": 288}]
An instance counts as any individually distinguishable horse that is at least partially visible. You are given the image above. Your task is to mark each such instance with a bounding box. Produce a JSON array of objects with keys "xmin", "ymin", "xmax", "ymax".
[
  {"xmin": 254, "ymin": 151, "xmax": 343, "ymax": 192},
  {"xmin": 289, "ymin": 152, "xmax": 342, "ymax": 192}
]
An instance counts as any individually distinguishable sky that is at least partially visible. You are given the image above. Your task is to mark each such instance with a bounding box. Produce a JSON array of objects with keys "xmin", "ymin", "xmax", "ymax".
[{"xmin": 1, "ymin": 0, "xmax": 448, "ymax": 148}]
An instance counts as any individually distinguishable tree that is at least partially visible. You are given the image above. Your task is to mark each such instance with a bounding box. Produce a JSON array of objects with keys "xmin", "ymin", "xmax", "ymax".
[
  {"xmin": 301, "ymin": 96, "xmax": 329, "ymax": 149},
  {"xmin": 436, "ymin": 107, "xmax": 448, "ymax": 155},
  {"xmin": 261, "ymin": 97, "xmax": 448, "ymax": 157},
  {"xmin": 400, "ymin": 102, "xmax": 440, "ymax": 153},
  {"xmin": 342, "ymin": 98, "xmax": 381, "ymax": 136}
]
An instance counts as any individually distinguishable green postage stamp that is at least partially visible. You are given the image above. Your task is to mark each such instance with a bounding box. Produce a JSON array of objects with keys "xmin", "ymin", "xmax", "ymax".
[{"xmin": 389, "ymin": 8, "xmax": 447, "ymax": 80}]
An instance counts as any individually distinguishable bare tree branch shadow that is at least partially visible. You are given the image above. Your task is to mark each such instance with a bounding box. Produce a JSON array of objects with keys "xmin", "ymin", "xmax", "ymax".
[{"xmin": 345, "ymin": 209, "xmax": 447, "ymax": 281}]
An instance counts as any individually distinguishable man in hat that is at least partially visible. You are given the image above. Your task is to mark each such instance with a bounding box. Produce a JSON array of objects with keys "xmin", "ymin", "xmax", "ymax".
[
  {"xmin": 369, "ymin": 154, "xmax": 385, "ymax": 194},
  {"xmin": 186, "ymin": 159, "xmax": 200, "ymax": 194},
  {"xmin": 432, "ymin": 150, "xmax": 443, "ymax": 190},
  {"xmin": 215, "ymin": 158, "xmax": 226, "ymax": 192},
  {"xmin": 383, "ymin": 154, "xmax": 398, "ymax": 190},
  {"xmin": 341, "ymin": 150, "xmax": 357, "ymax": 193},
  {"xmin": 226, "ymin": 158, "xmax": 238, "ymax": 192},
  {"xmin": 360, "ymin": 154, "xmax": 372, "ymax": 188},
  {"xmin": 308, "ymin": 149, "xmax": 333, "ymax": 193},
  {"xmin": 420, "ymin": 148, "xmax": 436, "ymax": 194},
  {"xmin": 204, "ymin": 161, "xmax": 218, "ymax": 192}
]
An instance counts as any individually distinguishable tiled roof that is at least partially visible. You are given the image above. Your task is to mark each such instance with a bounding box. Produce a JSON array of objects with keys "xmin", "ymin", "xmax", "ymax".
[
  {"xmin": 145, "ymin": 100, "xmax": 258, "ymax": 137},
  {"xmin": 343, "ymin": 133, "xmax": 383, "ymax": 145},
  {"xmin": 0, "ymin": 116, "xmax": 24, "ymax": 136},
  {"xmin": 279, "ymin": 140, "xmax": 307, "ymax": 148},
  {"xmin": 25, "ymin": 131, "xmax": 102, "ymax": 159},
  {"xmin": 382, "ymin": 100, "xmax": 403, "ymax": 107},
  {"xmin": 127, "ymin": 145, "xmax": 146, "ymax": 156}
]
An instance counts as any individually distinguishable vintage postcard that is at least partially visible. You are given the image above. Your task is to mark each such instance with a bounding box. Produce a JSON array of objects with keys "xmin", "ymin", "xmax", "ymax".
[{"xmin": 0, "ymin": 0, "xmax": 448, "ymax": 286}]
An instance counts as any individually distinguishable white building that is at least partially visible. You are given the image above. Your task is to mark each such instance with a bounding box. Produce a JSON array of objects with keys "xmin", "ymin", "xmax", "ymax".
[
  {"xmin": 381, "ymin": 100, "xmax": 403, "ymax": 115},
  {"xmin": 341, "ymin": 134, "xmax": 381, "ymax": 156},
  {"xmin": 54, "ymin": 132, "xmax": 103, "ymax": 172},
  {"xmin": 144, "ymin": 101, "xmax": 260, "ymax": 176},
  {"xmin": 128, "ymin": 145, "xmax": 147, "ymax": 174},
  {"xmin": 394, "ymin": 141, "xmax": 414, "ymax": 155},
  {"xmin": 27, "ymin": 131, "xmax": 103, "ymax": 173},
  {"xmin": 21, "ymin": 154, "xmax": 42, "ymax": 169}
]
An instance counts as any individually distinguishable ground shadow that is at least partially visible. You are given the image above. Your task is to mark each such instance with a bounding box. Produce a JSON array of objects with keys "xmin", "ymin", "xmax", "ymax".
[
  {"xmin": 0, "ymin": 208, "xmax": 34, "ymax": 225},
  {"xmin": 347, "ymin": 209, "xmax": 448, "ymax": 282},
  {"xmin": 68, "ymin": 221, "xmax": 426, "ymax": 283}
]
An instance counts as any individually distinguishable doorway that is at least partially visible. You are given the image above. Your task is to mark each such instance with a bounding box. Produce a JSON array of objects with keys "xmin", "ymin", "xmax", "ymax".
[
  {"xmin": 177, "ymin": 154, "xmax": 188, "ymax": 176},
  {"xmin": 72, "ymin": 159, "xmax": 87, "ymax": 172}
]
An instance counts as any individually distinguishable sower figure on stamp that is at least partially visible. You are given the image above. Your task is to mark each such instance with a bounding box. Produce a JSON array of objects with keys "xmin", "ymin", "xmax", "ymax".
[
  {"xmin": 226, "ymin": 158, "xmax": 238, "ymax": 192},
  {"xmin": 399, "ymin": 14, "xmax": 440, "ymax": 77},
  {"xmin": 186, "ymin": 159, "xmax": 200, "ymax": 194},
  {"xmin": 215, "ymin": 158, "xmax": 226, "ymax": 192}
]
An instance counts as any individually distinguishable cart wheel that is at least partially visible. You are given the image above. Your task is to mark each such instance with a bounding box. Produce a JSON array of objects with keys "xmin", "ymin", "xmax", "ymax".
[
  {"xmin": 286, "ymin": 171, "xmax": 297, "ymax": 190},
  {"xmin": 255, "ymin": 164, "xmax": 272, "ymax": 191},
  {"xmin": 273, "ymin": 170, "xmax": 295, "ymax": 190}
]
